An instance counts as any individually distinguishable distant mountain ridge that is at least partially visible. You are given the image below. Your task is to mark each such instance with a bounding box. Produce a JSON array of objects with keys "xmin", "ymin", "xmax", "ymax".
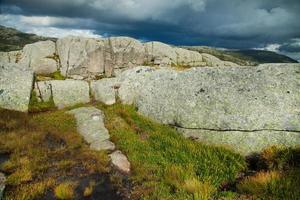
[
  {"xmin": 0, "ymin": 25, "xmax": 56, "ymax": 52},
  {"xmin": 182, "ymin": 46, "xmax": 298, "ymax": 65}
]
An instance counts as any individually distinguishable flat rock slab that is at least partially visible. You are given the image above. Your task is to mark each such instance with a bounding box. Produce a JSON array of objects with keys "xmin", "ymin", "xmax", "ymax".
[
  {"xmin": 0, "ymin": 62, "xmax": 34, "ymax": 112},
  {"xmin": 0, "ymin": 172, "xmax": 5, "ymax": 200},
  {"xmin": 109, "ymin": 150, "xmax": 131, "ymax": 174},
  {"xmin": 68, "ymin": 107, "xmax": 114, "ymax": 151},
  {"xmin": 35, "ymin": 80, "xmax": 90, "ymax": 109}
]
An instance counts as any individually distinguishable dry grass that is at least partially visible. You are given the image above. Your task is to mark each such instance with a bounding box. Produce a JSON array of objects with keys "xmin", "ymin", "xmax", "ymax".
[
  {"xmin": 54, "ymin": 182, "xmax": 76, "ymax": 199},
  {"xmin": 0, "ymin": 108, "xmax": 110, "ymax": 199},
  {"xmin": 237, "ymin": 171, "xmax": 281, "ymax": 195}
]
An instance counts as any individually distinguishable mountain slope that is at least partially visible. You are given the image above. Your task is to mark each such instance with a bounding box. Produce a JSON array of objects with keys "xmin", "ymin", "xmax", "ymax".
[
  {"xmin": 0, "ymin": 25, "xmax": 56, "ymax": 52},
  {"xmin": 183, "ymin": 46, "xmax": 298, "ymax": 65}
]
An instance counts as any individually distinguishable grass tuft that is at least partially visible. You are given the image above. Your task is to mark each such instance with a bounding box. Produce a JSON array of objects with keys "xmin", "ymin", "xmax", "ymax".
[{"xmin": 54, "ymin": 182, "xmax": 76, "ymax": 200}]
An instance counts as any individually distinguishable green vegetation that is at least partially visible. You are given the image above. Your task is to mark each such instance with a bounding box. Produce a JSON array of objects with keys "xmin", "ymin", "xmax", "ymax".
[
  {"xmin": 0, "ymin": 102, "xmax": 299, "ymax": 199},
  {"xmin": 28, "ymin": 90, "xmax": 56, "ymax": 113},
  {"xmin": 36, "ymin": 71, "xmax": 66, "ymax": 81},
  {"xmin": 97, "ymin": 103, "xmax": 246, "ymax": 199},
  {"xmin": 0, "ymin": 108, "xmax": 110, "ymax": 200}
]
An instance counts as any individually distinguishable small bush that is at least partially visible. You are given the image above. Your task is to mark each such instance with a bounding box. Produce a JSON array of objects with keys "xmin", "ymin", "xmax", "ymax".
[
  {"xmin": 259, "ymin": 145, "xmax": 300, "ymax": 170},
  {"xmin": 54, "ymin": 182, "xmax": 75, "ymax": 200}
]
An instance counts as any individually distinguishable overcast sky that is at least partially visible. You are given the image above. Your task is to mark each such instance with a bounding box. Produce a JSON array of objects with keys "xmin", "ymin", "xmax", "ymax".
[{"xmin": 0, "ymin": 0, "xmax": 299, "ymax": 61}]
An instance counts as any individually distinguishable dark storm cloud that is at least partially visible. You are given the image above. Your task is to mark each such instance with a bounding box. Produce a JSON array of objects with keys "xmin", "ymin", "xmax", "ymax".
[{"xmin": 0, "ymin": 0, "xmax": 300, "ymax": 60}]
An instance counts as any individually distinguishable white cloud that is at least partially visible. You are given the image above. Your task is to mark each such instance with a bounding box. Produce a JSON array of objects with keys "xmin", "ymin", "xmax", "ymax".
[
  {"xmin": 0, "ymin": 14, "xmax": 102, "ymax": 38},
  {"xmin": 26, "ymin": 27, "xmax": 102, "ymax": 38},
  {"xmin": 255, "ymin": 43, "xmax": 281, "ymax": 52}
]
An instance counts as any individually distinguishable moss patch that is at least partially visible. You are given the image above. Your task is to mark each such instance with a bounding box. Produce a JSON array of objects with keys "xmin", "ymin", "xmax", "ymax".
[{"xmin": 28, "ymin": 90, "xmax": 56, "ymax": 113}]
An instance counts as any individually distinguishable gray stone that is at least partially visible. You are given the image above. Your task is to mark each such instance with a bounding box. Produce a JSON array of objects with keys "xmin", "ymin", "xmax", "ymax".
[
  {"xmin": 56, "ymin": 36, "xmax": 105, "ymax": 77},
  {"xmin": 91, "ymin": 78, "xmax": 118, "ymax": 105},
  {"xmin": 109, "ymin": 64, "xmax": 300, "ymax": 154},
  {"xmin": 91, "ymin": 140, "xmax": 115, "ymax": 151},
  {"xmin": 68, "ymin": 107, "xmax": 114, "ymax": 151},
  {"xmin": 0, "ymin": 50, "xmax": 22, "ymax": 64},
  {"xmin": 0, "ymin": 173, "xmax": 5, "ymax": 200},
  {"xmin": 178, "ymin": 128, "xmax": 300, "ymax": 155},
  {"xmin": 0, "ymin": 62, "xmax": 34, "ymax": 112},
  {"xmin": 136, "ymin": 64, "xmax": 300, "ymax": 132},
  {"xmin": 109, "ymin": 150, "xmax": 131, "ymax": 174},
  {"xmin": 18, "ymin": 40, "xmax": 58, "ymax": 74},
  {"xmin": 35, "ymin": 80, "xmax": 90, "ymax": 109}
]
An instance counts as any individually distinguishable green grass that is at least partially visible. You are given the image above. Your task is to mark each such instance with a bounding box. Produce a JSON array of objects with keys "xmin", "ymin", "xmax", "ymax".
[{"xmin": 96, "ymin": 103, "xmax": 247, "ymax": 200}]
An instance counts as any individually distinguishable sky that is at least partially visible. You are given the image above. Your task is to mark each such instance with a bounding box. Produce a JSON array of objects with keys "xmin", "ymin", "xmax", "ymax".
[{"xmin": 0, "ymin": 0, "xmax": 300, "ymax": 61}]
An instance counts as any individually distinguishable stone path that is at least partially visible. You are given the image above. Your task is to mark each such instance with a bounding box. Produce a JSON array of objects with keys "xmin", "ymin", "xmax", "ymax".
[
  {"xmin": 68, "ymin": 107, "xmax": 130, "ymax": 174},
  {"xmin": 0, "ymin": 172, "xmax": 5, "ymax": 200}
]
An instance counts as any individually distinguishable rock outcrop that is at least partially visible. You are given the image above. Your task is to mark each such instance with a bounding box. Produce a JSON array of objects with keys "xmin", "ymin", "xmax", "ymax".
[
  {"xmin": 18, "ymin": 41, "xmax": 58, "ymax": 74},
  {"xmin": 92, "ymin": 64, "xmax": 300, "ymax": 154},
  {"xmin": 35, "ymin": 80, "xmax": 90, "ymax": 109},
  {"xmin": 0, "ymin": 62, "xmax": 34, "ymax": 112},
  {"xmin": 1, "ymin": 36, "xmax": 239, "ymax": 79},
  {"xmin": 68, "ymin": 107, "xmax": 115, "ymax": 151}
]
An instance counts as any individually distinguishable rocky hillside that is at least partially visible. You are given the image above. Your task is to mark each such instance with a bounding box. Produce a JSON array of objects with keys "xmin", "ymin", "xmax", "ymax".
[
  {"xmin": 0, "ymin": 34, "xmax": 299, "ymax": 200},
  {"xmin": 0, "ymin": 25, "xmax": 56, "ymax": 52},
  {"xmin": 183, "ymin": 46, "xmax": 298, "ymax": 65}
]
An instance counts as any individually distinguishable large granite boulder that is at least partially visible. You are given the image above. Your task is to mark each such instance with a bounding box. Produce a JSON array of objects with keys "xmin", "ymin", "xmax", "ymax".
[
  {"xmin": 56, "ymin": 36, "xmax": 104, "ymax": 77},
  {"xmin": 93, "ymin": 64, "xmax": 299, "ymax": 154},
  {"xmin": 35, "ymin": 80, "xmax": 90, "ymax": 109},
  {"xmin": 0, "ymin": 62, "xmax": 34, "ymax": 112},
  {"xmin": 56, "ymin": 36, "xmax": 146, "ymax": 78},
  {"xmin": 18, "ymin": 40, "xmax": 58, "ymax": 74}
]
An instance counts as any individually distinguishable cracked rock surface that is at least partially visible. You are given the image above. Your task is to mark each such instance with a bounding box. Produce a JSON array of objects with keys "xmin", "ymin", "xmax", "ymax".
[{"xmin": 91, "ymin": 64, "xmax": 300, "ymax": 154}]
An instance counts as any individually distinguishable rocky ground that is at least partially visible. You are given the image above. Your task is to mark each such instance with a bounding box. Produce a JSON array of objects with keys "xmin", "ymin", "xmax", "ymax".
[{"xmin": 0, "ymin": 35, "xmax": 299, "ymax": 199}]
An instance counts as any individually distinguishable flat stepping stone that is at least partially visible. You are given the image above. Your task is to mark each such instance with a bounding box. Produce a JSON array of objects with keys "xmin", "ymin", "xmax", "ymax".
[
  {"xmin": 68, "ymin": 107, "xmax": 114, "ymax": 151},
  {"xmin": 0, "ymin": 172, "xmax": 6, "ymax": 200},
  {"xmin": 68, "ymin": 107, "xmax": 130, "ymax": 174},
  {"xmin": 109, "ymin": 150, "xmax": 131, "ymax": 174}
]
